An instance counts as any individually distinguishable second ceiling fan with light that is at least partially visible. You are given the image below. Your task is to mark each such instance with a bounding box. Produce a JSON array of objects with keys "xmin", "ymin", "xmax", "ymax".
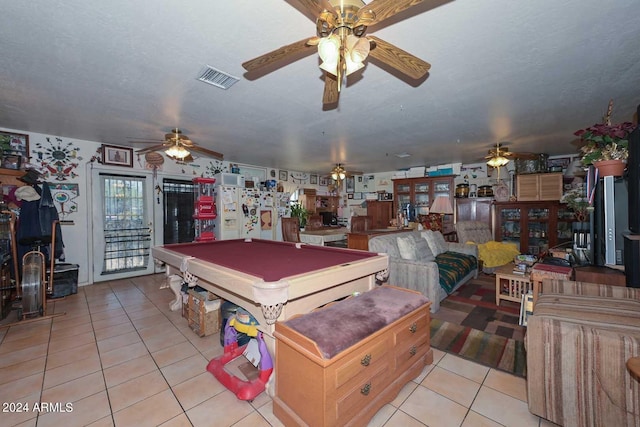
[
  {"xmin": 242, "ymin": 0, "xmax": 432, "ymax": 106},
  {"xmin": 134, "ymin": 128, "xmax": 224, "ymax": 162}
]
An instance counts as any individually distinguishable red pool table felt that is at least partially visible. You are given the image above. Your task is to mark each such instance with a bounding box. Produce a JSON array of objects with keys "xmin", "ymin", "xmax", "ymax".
[{"xmin": 161, "ymin": 239, "xmax": 378, "ymax": 282}]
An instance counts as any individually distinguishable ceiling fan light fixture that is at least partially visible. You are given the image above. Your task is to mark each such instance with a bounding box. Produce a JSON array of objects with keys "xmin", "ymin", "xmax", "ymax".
[
  {"xmin": 318, "ymin": 34, "xmax": 369, "ymax": 77},
  {"xmin": 165, "ymin": 145, "xmax": 190, "ymax": 160},
  {"xmin": 318, "ymin": 35, "xmax": 340, "ymax": 74},
  {"xmin": 347, "ymin": 35, "xmax": 369, "ymax": 64},
  {"xmin": 487, "ymin": 155, "xmax": 510, "ymax": 168}
]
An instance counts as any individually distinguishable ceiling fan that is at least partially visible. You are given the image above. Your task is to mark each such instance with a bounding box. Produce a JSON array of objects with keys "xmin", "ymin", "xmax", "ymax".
[
  {"xmin": 485, "ymin": 142, "xmax": 537, "ymax": 168},
  {"xmin": 242, "ymin": 0, "xmax": 432, "ymax": 106},
  {"xmin": 324, "ymin": 163, "xmax": 363, "ymax": 181},
  {"xmin": 133, "ymin": 128, "xmax": 224, "ymax": 162}
]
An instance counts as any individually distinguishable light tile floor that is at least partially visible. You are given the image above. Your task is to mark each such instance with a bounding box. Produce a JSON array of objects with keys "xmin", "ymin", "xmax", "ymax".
[{"xmin": 0, "ymin": 274, "xmax": 558, "ymax": 427}]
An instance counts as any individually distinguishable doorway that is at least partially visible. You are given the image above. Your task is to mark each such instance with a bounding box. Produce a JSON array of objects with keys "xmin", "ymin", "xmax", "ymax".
[
  {"xmin": 92, "ymin": 172, "xmax": 155, "ymax": 281},
  {"xmin": 162, "ymin": 178, "xmax": 195, "ymax": 244}
]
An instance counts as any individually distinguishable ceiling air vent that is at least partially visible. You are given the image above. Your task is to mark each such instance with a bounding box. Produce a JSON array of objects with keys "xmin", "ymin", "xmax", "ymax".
[{"xmin": 197, "ymin": 66, "xmax": 239, "ymax": 90}]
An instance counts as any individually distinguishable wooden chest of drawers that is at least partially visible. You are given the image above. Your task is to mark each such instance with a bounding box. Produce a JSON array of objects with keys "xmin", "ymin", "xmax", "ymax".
[{"xmin": 273, "ymin": 286, "xmax": 432, "ymax": 427}]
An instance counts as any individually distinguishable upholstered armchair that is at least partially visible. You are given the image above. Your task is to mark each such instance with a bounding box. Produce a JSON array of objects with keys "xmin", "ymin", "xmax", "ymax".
[
  {"xmin": 527, "ymin": 279, "xmax": 640, "ymax": 426},
  {"xmin": 455, "ymin": 220, "xmax": 518, "ymax": 273}
]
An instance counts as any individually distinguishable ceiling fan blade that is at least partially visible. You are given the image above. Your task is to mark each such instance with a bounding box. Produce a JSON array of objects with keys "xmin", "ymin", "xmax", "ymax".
[
  {"xmin": 348, "ymin": 170, "xmax": 364, "ymax": 176},
  {"xmin": 323, "ymin": 73, "xmax": 339, "ymax": 105},
  {"xmin": 242, "ymin": 37, "xmax": 317, "ymax": 72},
  {"xmin": 363, "ymin": 0, "xmax": 428, "ymax": 27},
  {"xmin": 136, "ymin": 143, "xmax": 169, "ymax": 154},
  {"xmin": 188, "ymin": 145, "xmax": 224, "ymax": 160},
  {"xmin": 295, "ymin": 0, "xmax": 334, "ymax": 16},
  {"xmin": 367, "ymin": 36, "xmax": 430, "ymax": 80}
]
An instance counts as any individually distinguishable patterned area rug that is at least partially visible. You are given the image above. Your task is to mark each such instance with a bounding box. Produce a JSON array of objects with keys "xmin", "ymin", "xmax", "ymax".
[{"xmin": 430, "ymin": 273, "xmax": 527, "ymax": 377}]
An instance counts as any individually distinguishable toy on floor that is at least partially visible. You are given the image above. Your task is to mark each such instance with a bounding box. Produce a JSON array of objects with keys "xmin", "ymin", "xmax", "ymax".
[{"xmin": 206, "ymin": 313, "xmax": 273, "ymax": 401}]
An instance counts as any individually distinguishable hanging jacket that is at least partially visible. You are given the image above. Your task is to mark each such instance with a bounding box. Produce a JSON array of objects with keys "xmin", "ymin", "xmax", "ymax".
[{"xmin": 39, "ymin": 182, "xmax": 64, "ymax": 259}]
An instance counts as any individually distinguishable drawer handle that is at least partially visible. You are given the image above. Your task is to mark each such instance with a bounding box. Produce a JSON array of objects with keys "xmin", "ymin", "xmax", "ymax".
[
  {"xmin": 409, "ymin": 346, "xmax": 417, "ymax": 356},
  {"xmin": 361, "ymin": 354, "xmax": 371, "ymax": 366},
  {"xmin": 361, "ymin": 383, "xmax": 371, "ymax": 396},
  {"xmin": 409, "ymin": 323, "xmax": 417, "ymax": 333}
]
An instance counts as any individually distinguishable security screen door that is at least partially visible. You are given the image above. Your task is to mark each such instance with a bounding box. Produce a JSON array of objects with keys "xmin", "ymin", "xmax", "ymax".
[{"xmin": 93, "ymin": 172, "xmax": 155, "ymax": 281}]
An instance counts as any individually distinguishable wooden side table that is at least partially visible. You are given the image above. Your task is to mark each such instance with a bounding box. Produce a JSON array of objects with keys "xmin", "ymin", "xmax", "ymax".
[{"xmin": 495, "ymin": 264, "xmax": 532, "ymax": 306}]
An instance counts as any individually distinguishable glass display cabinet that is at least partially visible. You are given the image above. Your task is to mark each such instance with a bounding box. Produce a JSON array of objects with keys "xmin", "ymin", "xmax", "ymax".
[{"xmin": 494, "ymin": 201, "xmax": 576, "ymax": 255}]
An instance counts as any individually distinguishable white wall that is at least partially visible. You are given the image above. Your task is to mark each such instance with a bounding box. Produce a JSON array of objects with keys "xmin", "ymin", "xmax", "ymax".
[{"xmin": 1, "ymin": 126, "xmax": 579, "ymax": 286}]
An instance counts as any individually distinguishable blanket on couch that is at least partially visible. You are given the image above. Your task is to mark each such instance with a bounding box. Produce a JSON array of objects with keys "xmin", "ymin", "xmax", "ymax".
[{"xmin": 436, "ymin": 251, "xmax": 478, "ymax": 293}]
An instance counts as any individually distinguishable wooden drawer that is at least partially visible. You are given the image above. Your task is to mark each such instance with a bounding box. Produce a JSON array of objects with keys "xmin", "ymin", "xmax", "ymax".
[
  {"xmin": 335, "ymin": 335, "xmax": 391, "ymax": 390},
  {"xmin": 394, "ymin": 311, "xmax": 430, "ymax": 369},
  {"xmin": 336, "ymin": 362, "xmax": 391, "ymax": 422}
]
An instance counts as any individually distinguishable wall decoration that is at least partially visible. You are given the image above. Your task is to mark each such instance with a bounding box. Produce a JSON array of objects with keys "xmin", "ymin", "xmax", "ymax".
[
  {"xmin": 310, "ymin": 174, "xmax": 318, "ymax": 184},
  {"xmin": 261, "ymin": 210, "xmax": 273, "ymax": 230},
  {"xmin": 0, "ymin": 131, "xmax": 29, "ymax": 170},
  {"xmin": 205, "ymin": 159, "xmax": 228, "ymax": 176},
  {"xmin": 547, "ymin": 157, "xmax": 571, "ymax": 172},
  {"xmin": 289, "ymin": 171, "xmax": 308, "ymax": 184},
  {"xmin": 102, "ymin": 145, "xmax": 133, "ymax": 167},
  {"xmin": 319, "ymin": 176, "xmax": 329, "ymax": 186},
  {"xmin": 279, "ymin": 170, "xmax": 288, "ymax": 181},
  {"xmin": 345, "ymin": 176, "xmax": 355, "ymax": 193},
  {"xmin": 238, "ymin": 163, "xmax": 267, "ymax": 182},
  {"xmin": 49, "ymin": 183, "xmax": 80, "ymax": 219},
  {"xmin": 33, "ymin": 137, "xmax": 82, "ymax": 181}
]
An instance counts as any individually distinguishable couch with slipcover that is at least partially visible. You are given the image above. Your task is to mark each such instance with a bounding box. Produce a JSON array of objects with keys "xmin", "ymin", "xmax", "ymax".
[
  {"xmin": 527, "ymin": 278, "xmax": 640, "ymax": 426},
  {"xmin": 369, "ymin": 230, "xmax": 478, "ymax": 312}
]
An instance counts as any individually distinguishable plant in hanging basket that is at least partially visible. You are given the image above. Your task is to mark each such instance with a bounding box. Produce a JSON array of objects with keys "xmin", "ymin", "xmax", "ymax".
[{"xmin": 576, "ymin": 99, "xmax": 635, "ymax": 167}]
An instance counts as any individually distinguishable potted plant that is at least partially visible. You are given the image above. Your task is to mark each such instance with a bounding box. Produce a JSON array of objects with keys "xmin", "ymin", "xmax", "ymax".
[
  {"xmin": 561, "ymin": 185, "xmax": 591, "ymax": 223},
  {"xmin": 575, "ymin": 100, "xmax": 635, "ymax": 176},
  {"xmin": 289, "ymin": 201, "xmax": 308, "ymax": 229}
]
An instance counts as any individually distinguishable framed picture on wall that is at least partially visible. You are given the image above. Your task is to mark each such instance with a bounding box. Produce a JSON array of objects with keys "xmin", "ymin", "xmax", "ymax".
[
  {"xmin": 310, "ymin": 174, "xmax": 318, "ymax": 184},
  {"xmin": 345, "ymin": 176, "xmax": 355, "ymax": 193},
  {"xmin": 0, "ymin": 131, "xmax": 29, "ymax": 170},
  {"xmin": 279, "ymin": 170, "xmax": 288, "ymax": 181},
  {"xmin": 102, "ymin": 145, "xmax": 134, "ymax": 167}
]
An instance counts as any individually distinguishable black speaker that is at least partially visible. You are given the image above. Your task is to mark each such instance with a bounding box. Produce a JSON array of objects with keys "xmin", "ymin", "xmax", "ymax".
[
  {"xmin": 624, "ymin": 234, "xmax": 640, "ymax": 287},
  {"xmin": 628, "ymin": 104, "xmax": 640, "ymax": 233}
]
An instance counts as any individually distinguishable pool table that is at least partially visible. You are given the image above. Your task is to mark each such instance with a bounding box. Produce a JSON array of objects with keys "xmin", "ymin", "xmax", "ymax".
[{"xmin": 152, "ymin": 238, "xmax": 389, "ymax": 344}]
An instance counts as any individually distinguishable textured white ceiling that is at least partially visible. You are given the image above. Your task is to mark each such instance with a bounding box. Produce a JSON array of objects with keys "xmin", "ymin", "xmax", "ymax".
[{"xmin": 0, "ymin": 0, "xmax": 639, "ymax": 174}]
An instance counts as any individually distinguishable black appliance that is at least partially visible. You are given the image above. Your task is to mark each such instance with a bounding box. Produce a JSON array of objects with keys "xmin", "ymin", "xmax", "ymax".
[
  {"xmin": 320, "ymin": 211, "xmax": 338, "ymax": 226},
  {"xmin": 591, "ymin": 175, "xmax": 629, "ymax": 266},
  {"xmin": 627, "ymin": 105, "xmax": 640, "ymax": 233}
]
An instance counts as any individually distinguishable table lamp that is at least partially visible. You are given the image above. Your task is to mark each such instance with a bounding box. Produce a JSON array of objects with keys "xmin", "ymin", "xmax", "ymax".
[{"xmin": 430, "ymin": 196, "xmax": 453, "ymax": 232}]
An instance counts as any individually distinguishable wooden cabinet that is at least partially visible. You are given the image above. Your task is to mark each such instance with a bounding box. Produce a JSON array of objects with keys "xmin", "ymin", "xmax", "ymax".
[
  {"xmin": 494, "ymin": 201, "xmax": 576, "ymax": 255},
  {"xmin": 316, "ymin": 195, "xmax": 340, "ymax": 214},
  {"xmin": 455, "ymin": 197, "xmax": 493, "ymax": 228},
  {"xmin": 299, "ymin": 194, "xmax": 340, "ymax": 215},
  {"xmin": 393, "ymin": 176, "xmax": 454, "ymax": 216},
  {"xmin": 516, "ymin": 172, "xmax": 563, "ymax": 201},
  {"xmin": 393, "ymin": 176, "xmax": 454, "ymax": 232},
  {"xmin": 273, "ymin": 287, "xmax": 432, "ymax": 427},
  {"xmin": 366, "ymin": 200, "xmax": 393, "ymax": 229}
]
